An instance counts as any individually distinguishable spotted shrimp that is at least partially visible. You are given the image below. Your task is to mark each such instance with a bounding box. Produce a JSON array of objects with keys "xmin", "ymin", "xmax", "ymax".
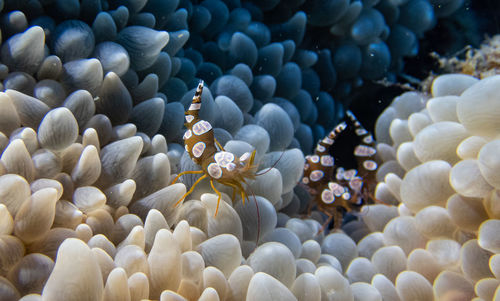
[
  {"xmin": 302, "ymin": 110, "xmax": 380, "ymax": 230},
  {"xmin": 171, "ymin": 81, "xmax": 258, "ymax": 216}
]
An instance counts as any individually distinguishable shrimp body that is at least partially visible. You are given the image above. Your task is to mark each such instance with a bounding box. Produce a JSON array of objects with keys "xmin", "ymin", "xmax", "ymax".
[
  {"xmin": 346, "ymin": 110, "xmax": 379, "ymax": 200},
  {"xmin": 174, "ymin": 81, "xmax": 257, "ymax": 215},
  {"xmin": 303, "ymin": 111, "xmax": 380, "ymax": 230}
]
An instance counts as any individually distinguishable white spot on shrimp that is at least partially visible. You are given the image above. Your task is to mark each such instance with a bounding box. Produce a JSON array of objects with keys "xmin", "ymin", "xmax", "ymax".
[
  {"xmin": 342, "ymin": 192, "xmax": 351, "ymax": 200},
  {"xmin": 240, "ymin": 152, "xmax": 251, "ymax": 162},
  {"xmin": 321, "ymin": 189, "xmax": 335, "ymax": 204},
  {"xmin": 208, "ymin": 163, "xmax": 222, "ymax": 179},
  {"xmin": 335, "ymin": 167, "xmax": 344, "ymax": 180},
  {"xmin": 329, "ymin": 182, "xmax": 345, "ymax": 196},
  {"xmin": 310, "ymin": 155, "xmax": 320, "ymax": 163},
  {"xmin": 302, "ymin": 177, "xmax": 309, "ymax": 184},
  {"xmin": 354, "ymin": 145, "xmax": 376, "ymax": 157},
  {"xmin": 185, "ymin": 115, "xmax": 194, "ymax": 123},
  {"xmin": 226, "ymin": 162, "xmax": 236, "ymax": 171},
  {"xmin": 183, "ymin": 129, "xmax": 192, "ymax": 140},
  {"xmin": 316, "ymin": 145, "xmax": 326, "ymax": 153},
  {"xmin": 343, "ymin": 169, "xmax": 357, "ymax": 180},
  {"xmin": 349, "ymin": 177, "xmax": 363, "ymax": 191},
  {"xmin": 355, "ymin": 128, "xmax": 368, "ymax": 136},
  {"xmin": 214, "ymin": 151, "xmax": 235, "ymax": 168},
  {"xmin": 309, "ymin": 170, "xmax": 324, "ymax": 182},
  {"xmin": 363, "ymin": 135, "xmax": 374, "ymax": 144},
  {"xmin": 322, "ymin": 137, "xmax": 334, "ymax": 145},
  {"xmin": 192, "ymin": 120, "xmax": 212, "ymax": 135},
  {"xmin": 192, "ymin": 141, "xmax": 206, "ymax": 158},
  {"xmin": 363, "ymin": 160, "xmax": 378, "ymax": 171},
  {"xmin": 189, "ymin": 103, "xmax": 201, "ymax": 111},
  {"xmin": 321, "ymin": 155, "xmax": 334, "ymax": 167}
]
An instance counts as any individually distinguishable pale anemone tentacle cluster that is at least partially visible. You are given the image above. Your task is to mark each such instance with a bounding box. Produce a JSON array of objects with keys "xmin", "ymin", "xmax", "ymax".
[
  {"xmin": 7, "ymin": 71, "xmax": 500, "ymax": 301},
  {"xmin": 339, "ymin": 72, "xmax": 500, "ymax": 301},
  {"xmin": 0, "ymin": 82, "xmax": 318, "ymax": 301},
  {"xmin": 0, "ymin": 0, "xmax": 479, "ymax": 300}
]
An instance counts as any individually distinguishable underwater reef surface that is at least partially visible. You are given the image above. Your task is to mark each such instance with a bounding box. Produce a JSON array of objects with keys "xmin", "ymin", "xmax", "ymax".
[
  {"xmin": 0, "ymin": 0, "xmax": 498, "ymax": 300},
  {"xmin": 0, "ymin": 0, "xmax": 468, "ymax": 155}
]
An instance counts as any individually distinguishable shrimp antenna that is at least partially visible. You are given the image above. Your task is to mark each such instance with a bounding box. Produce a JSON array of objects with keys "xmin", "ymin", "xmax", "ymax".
[{"xmin": 255, "ymin": 150, "xmax": 286, "ymax": 176}]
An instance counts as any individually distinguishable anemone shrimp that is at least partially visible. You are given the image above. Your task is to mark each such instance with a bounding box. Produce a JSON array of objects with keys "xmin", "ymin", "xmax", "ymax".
[
  {"xmin": 171, "ymin": 81, "xmax": 263, "ymax": 218},
  {"xmin": 302, "ymin": 110, "xmax": 381, "ymax": 231}
]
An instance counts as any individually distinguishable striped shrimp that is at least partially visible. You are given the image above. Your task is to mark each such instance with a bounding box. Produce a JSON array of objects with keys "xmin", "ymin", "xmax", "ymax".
[
  {"xmin": 302, "ymin": 110, "xmax": 380, "ymax": 231},
  {"xmin": 171, "ymin": 81, "xmax": 258, "ymax": 216}
]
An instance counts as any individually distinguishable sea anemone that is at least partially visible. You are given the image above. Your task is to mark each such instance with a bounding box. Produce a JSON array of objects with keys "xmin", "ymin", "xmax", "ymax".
[
  {"xmin": 0, "ymin": 0, "xmax": 478, "ymax": 300},
  {"xmin": 356, "ymin": 72, "xmax": 500, "ymax": 300}
]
